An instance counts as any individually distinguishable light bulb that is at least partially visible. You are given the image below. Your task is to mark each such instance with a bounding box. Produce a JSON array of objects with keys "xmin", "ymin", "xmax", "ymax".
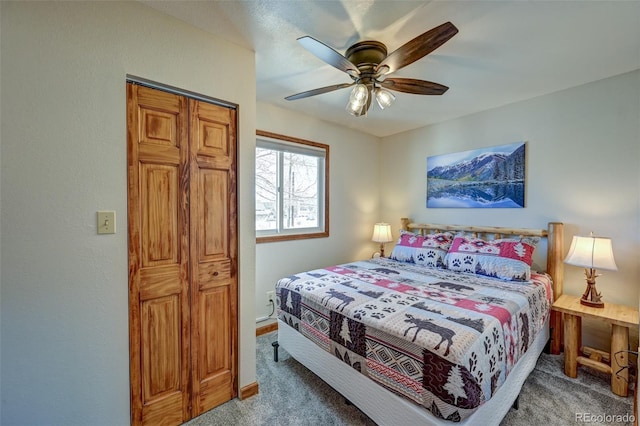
[
  {"xmin": 349, "ymin": 84, "xmax": 369, "ymax": 107},
  {"xmin": 346, "ymin": 100, "xmax": 367, "ymax": 117},
  {"xmin": 375, "ymin": 88, "xmax": 396, "ymax": 110}
]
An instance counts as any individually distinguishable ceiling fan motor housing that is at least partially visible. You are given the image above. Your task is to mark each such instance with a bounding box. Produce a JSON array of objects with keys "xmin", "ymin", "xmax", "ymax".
[{"xmin": 345, "ymin": 41, "xmax": 387, "ymax": 69}]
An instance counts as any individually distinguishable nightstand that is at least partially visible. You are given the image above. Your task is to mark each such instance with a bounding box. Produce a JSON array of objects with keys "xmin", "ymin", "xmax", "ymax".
[{"xmin": 552, "ymin": 294, "xmax": 639, "ymax": 396}]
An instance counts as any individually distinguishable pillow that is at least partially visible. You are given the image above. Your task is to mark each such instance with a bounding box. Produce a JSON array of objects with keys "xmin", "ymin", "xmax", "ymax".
[
  {"xmin": 444, "ymin": 236, "xmax": 539, "ymax": 281},
  {"xmin": 390, "ymin": 230, "xmax": 454, "ymax": 268}
]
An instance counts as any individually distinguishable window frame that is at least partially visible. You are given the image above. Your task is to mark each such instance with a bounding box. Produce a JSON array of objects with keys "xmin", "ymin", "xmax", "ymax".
[{"xmin": 256, "ymin": 130, "xmax": 329, "ymax": 243}]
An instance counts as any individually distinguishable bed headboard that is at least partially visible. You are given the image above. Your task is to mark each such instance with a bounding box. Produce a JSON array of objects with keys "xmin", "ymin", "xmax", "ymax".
[{"xmin": 400, "ymin": 218, "xmax": 565, "ymax": 300}]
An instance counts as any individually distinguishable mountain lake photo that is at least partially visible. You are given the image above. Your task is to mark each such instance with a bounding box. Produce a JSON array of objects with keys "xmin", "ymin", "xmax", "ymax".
[{"xmin": 427, "ymin": 142, "xmax": 526, "ymax": 208}]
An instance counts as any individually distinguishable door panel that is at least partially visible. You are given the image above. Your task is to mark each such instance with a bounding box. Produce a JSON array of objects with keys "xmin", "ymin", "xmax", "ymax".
[
  {"xmin": 140, "ymin": 164, "xmax": 179, "ymax": 266},
  {"xmin": 197, "ymin": 260, "xmax": 231, "ymax": 290},
  {"xmin": 140, "ymin": 394, "xmax": 183, "ymax": 426},
  {"xmin": 200, "ymin": 287, "xmax": 230, "ymax": 376},
  {"xmin": 141, "ymin": 296, "xmax": 181, "ymax": 398},
  {"xmin": 139, "ymin": 266, "xmax": 182, "ymax": 301},
  {"xmin": 195, "ymin": 101, "xmax": 230, "ymax": 158},
  {"xmin": 195, "ymin": 287, "xmax": 232, "ymax": 413},
  {"xmin": 189, "ymin": 99, "xmax": 237, "ymax": 416},
  {"xmin": 128, "ymin": 84, "xmax": 190, "ymax": 426},
  {"xmin": 140, "ymin": 109, "xmax": 177, "ymax": 147},
  {"xmin": 199, "ymin": 170, "xmax": 229, "ymax": 259}
]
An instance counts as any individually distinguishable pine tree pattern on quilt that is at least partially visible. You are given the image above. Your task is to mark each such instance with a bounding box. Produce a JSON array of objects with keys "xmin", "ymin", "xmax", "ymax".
[{"xmin": 276, "ymin": 257, "xmax": 552, "ymax": 422}]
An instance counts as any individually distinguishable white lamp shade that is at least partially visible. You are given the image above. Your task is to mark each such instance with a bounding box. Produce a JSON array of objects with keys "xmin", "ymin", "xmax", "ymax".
[
  {"xmin": 372, "ymin": 223, "xmax": 393, "ymax": 243},
  {"xmin": 564, "ymin": 235, "xmax": 617, "ymax": 271}
]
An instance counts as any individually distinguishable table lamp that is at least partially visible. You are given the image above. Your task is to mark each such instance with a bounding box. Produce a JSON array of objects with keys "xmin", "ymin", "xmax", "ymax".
[
  {"xmin": 372, "ymin": 223, "xmax": 393, "ymax": 257},
  {"xmin": 564, "ymin": 232, "xmax": 617, "ymax": 308}
]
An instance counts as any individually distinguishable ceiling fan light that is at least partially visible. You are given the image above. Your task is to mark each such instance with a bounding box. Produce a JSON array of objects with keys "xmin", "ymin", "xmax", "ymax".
[
  {"xmin": 346, "ymin": 99, "xmax": 367, "ymax": 117},
  {"xmin": 349, "ymin": 83, "xmax": 369, "ymax": 107},
  {"xmin": 375, "ymin": 88, "xmax": 396, "ymax": 110}
]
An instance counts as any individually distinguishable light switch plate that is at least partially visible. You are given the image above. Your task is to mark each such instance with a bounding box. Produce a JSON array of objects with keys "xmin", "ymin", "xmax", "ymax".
[{"xmin": 97, "ymin": 211, "xmax": 116, "ymax": 234}]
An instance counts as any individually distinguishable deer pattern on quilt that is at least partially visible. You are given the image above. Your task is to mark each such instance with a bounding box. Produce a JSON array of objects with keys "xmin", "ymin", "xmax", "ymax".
[
  {"xmin": 404, "ymin": 313, "xmax": 455, "ymax": 356},
  {"xmin": 275, "ymin": 257, "xmax": 552, "ymax": 422}
]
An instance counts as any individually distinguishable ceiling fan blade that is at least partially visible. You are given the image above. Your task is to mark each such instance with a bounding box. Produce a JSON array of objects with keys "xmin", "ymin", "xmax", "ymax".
[
  {"xmin": 285, "ymin": 83, "xmax": 354, "ymax": 101},
  {"xmin": 298, "ymin": 36, "xmax": 360, "ymax": 76},
  {"xmin": 375, "ymin": 22, "xmax": 458, "ymax": 76},
  {"xmin": 380, "ymin": 78, "xmax": 449, "ymax": 95}
]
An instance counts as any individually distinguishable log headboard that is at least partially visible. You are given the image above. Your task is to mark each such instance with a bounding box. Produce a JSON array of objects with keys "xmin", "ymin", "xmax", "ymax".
[{"xmin": 400, "ymin": 218, "xmax": 565, "ymax": 300}]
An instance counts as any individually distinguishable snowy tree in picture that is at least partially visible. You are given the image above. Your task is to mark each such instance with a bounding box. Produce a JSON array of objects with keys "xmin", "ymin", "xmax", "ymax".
[
  {"xmin": 340, "ymin": 318, "xmax": 352, "ymax": 345},
  {"xmin": 286, "ymin": 292, "xmax": 293, "ymax": 310},
  {"xmin": 443, "ymin": 365, "xmax": 467, "ymax": 405}
]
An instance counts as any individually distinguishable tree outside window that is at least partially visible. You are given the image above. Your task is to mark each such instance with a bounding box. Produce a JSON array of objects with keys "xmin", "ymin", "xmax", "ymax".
[{"xmin": 256, "ymin": 131, "xmax": 329, "ymax": 242}]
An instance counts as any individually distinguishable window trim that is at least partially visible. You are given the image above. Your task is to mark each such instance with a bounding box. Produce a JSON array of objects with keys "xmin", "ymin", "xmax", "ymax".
[{"xmin": 256, "ymin": 130, "xmax": 329, "ymax": 243}]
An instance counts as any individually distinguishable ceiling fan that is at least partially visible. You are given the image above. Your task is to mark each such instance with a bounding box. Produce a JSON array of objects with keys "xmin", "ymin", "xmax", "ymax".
[{"xmin": 285, "ymin": 21, "xmax": 459, "ymax": 117}]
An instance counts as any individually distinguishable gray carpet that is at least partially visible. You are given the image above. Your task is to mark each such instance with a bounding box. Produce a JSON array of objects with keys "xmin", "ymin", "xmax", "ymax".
[{"xmin": 185, "ymin": 331, "xmax": 634, "ymax": 426}]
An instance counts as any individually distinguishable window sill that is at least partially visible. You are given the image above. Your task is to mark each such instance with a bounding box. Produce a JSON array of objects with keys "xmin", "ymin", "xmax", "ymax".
[{"xmin": 256, "ymin": 231, "xmax": 329, "ymax": 244}]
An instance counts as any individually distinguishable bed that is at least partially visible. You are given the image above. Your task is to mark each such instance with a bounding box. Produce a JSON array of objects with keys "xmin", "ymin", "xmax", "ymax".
[{"xmin": 274, "ymin": 218, "xmax": 564, "ymax": 425}]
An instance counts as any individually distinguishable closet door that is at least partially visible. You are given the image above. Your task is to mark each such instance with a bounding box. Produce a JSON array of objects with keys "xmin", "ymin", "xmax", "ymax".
[
  {"xmin": 189, "ymin": 99, "xmax": 238, "ymax": 415},
  {"xmin": 128, "ymin": 83, "xmax": 238, "ymax": 425},
  {"xmin": 127, "ymin": 85, "xmax": 191, "ymax": 425}
]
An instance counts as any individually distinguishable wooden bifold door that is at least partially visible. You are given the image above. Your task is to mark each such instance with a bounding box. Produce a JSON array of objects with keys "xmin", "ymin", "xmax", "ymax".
[{"xmin": 127, "ymin": 83, "xmax": 238, "ymax": 426}]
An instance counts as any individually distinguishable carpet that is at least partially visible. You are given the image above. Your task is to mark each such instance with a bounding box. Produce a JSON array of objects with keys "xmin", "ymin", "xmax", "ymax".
[{"xmin": 185, "ymin": 331, "xmax": 634, "ymax": 426}]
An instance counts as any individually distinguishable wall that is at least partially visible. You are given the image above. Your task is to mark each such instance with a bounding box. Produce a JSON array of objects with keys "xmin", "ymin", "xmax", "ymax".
[
  {"xmin": 255, "ymin": 102, "xmax": 381, "ymax": 321},
  {"xmin": 0, "ymin": 1, "xmax": 3, "ymax": 422},
  {"xmin": 0, "ymin": 2, "xmax": 256, "ymax": 425},
  {"xmin": 380, "ymin": 70, "xmax": 640, "ymax": 349}
]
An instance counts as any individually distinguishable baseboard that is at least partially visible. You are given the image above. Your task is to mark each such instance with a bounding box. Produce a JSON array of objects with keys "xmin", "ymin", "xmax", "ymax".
[
  {"xmin": 239, "ymin": 381, "xmax": 259, "ymax": 400},
  {"xmin": 256, "ymin": 321, "xmax": 278, "ymax": 336}
]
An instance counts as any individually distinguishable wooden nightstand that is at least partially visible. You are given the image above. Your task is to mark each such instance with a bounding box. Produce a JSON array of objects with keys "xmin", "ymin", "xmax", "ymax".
[{"xmin": 552, "ymin": 294, "xmax": 639, "ymax": 396}]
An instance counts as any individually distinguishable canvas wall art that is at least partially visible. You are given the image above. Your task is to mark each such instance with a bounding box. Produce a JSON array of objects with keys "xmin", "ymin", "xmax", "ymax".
[{"xmin": 427, "ymin": 142, "xmax": 526, "ymax": 208}]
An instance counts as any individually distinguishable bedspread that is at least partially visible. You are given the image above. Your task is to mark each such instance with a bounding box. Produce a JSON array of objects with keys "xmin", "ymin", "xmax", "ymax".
[{"xmin": 276, "ymin": 257, "xmax": 552, "ymax": 422}]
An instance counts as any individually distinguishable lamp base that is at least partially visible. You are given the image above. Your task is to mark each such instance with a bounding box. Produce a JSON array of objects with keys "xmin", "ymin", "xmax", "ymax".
[
  {"xmin": 580, "ymin": 270, "xmax": 604, "ymax": 308},
  {"xmin": 580, "ymin": 297, "xmax": 604, "ymax": 308}
]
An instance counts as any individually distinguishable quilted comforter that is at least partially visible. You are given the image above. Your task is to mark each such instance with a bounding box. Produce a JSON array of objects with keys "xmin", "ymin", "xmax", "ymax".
[{"xmin": 276, "ymin": 257, "xmax": 552, "ymax": 422}]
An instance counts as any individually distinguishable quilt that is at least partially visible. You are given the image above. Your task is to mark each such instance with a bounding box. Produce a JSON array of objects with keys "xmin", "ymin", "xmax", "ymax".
[{"xmin": 276, "ymin": 257, "xmax": 552, "ymax": 422}]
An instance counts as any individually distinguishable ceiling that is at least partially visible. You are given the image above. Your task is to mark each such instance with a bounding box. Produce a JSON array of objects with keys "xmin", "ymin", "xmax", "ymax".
[{"xmin": 141, "ymin": 0, "xmax": 640, "ymax": 137}]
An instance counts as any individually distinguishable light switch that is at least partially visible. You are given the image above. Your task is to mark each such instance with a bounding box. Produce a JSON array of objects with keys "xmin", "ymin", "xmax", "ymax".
[{"xmin": 97, "ymin": 211, "xmax": 116, "ymax": 234}]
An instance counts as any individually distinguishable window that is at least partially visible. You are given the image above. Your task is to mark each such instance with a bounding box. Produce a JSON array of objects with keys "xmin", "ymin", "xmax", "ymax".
[{"xmin": 256, "ymin": 130, "xmax": 329, "ymax": 242}]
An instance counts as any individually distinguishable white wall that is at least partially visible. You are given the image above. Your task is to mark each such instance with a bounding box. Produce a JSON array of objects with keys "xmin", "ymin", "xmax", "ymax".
[
  {"xmin": 0, "ymin": 2, "xmax": 256, "ymax": 425},
  {"xmin": 380, "ymin": 70, "xmax": 640, "ymax": 349},
  {"xmin": 255, "ymin": 102, "xmax": 381, "ymax": 320},
  {"xmin": 0, "ymin": 1, "xmax": 3, "ymax": 422}
]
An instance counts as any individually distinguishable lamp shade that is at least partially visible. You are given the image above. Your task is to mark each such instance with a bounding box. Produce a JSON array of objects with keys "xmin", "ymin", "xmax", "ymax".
[
  {"xmin": 564, "ymin": 234, "xmax": 617, "ymax": 271},
  {"xmin": 375, "ymin": 87, "xmax": 396, "ymax": 110},
  {"xmin": 349, "ymin": 83, "xmax": 369, "ymax": 106},
  {"xmin": 372, "ymin": 223, "xmax": 393, "ymax": 243},
  {"xmin": 346, "ymin": 84, "xmax": 370, "ymax": 117}
]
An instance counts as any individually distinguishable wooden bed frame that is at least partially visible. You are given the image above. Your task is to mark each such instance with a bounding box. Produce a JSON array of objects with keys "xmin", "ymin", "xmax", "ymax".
[{"xmin": 276, "ymin": 218, "xmax": 565, "ymax": 425}]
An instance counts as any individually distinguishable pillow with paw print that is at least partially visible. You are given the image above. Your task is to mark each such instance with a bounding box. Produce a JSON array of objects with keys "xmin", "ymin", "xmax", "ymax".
[
  {"xmin": 444, "ymin": 235, "xmax": 539, "ymax": 281},
  {"xmin": 390, "ymin": 230, "xmax": 454, "ymax": 268}
]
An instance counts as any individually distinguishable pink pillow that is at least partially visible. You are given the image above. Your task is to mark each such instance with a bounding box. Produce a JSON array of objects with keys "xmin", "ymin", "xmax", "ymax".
[
  {"xmin": 444, "ymin": 236, "xmax": 539, "ymax": 281},
  {"xmin": 390, "ymin": 230, "xmax": 453, "ymax": 268}
]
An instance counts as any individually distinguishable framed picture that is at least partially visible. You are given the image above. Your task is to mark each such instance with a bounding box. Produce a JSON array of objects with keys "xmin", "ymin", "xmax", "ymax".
[{"xmin": 427, "ymin": 142, "xmax": 526, "ymax": 208}]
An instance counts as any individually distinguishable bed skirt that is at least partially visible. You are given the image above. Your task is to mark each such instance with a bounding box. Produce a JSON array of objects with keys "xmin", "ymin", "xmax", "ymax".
[{"xmin": 277, "ymin": 317, "xmax": 550, "ymax": 426}]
